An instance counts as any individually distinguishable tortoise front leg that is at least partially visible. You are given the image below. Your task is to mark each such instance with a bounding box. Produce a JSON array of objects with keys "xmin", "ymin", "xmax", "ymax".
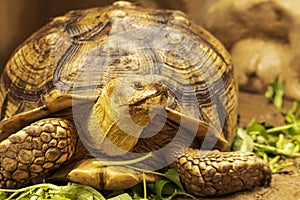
[
  {"xmin": 0, "ymin": 118, "xmax": 77, "ymax": 188},
  {"xmin": 172, "ymin": 148, "xmax": 272, "ymax": 196}
]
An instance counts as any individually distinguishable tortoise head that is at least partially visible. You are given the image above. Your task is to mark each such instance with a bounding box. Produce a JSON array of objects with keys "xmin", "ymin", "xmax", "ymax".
[
  {"xmin": 101, "ymin": 75, "xmax": 168, "ymax": 127},
  {"xmin": 85, "ymin": 75, "xmax": 169, "ymax": 156}
]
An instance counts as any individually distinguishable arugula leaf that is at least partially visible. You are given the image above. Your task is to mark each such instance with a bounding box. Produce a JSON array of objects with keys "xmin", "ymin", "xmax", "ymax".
[
  {"xmin": 153, "ymin": 169, "xmax": 195, "ymax": 200},
  {"xmin": 0, "ymin": 183, "xmax": 106, "ymax": 200},
  {"xmin": 265, "ymin": 76, "xmax": 285, "ymax": 109},
  {"xmin": 240, "ymin": 117, "xmax": 300, "ymax": 171},
  {"xmin": 107, "ymin": 193, "xmax": 132, "ymax": 200},
  {"xmin": 0, "ymin": 191, "xmax": 6, "ymax": 200},
  {"xmin": 152, "ymin": 179, "xmax": 194, "ymax": 200},
  {"xmin": 131, "ymin": 169, "xmax": 195, "ymax": 200},
  {"xmin": 235, "ymin": 77, "xmax": 300, "ymax": 172},
  {"xmin": 232, "ymin": 128, "xmax": 254, "ymax": 152},
  {"xmin": 163, "ymin": 169, "xmax": 185, "ymax": 191},
  {"xmin": 154, "ymin": 179, "xmax": 172, "ymax": 199},
  {"xmin": 60, "ymin": 183, "xmax": 106, "ymax": 200}
]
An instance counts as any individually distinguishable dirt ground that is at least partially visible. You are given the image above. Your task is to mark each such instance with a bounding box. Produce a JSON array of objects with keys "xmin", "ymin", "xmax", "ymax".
[
  {"xmin": 201, "ymin": 173, "xmax": 300, "ymax": 200},
  {"xmin": 199, "ymin": 92, "xmax": 300, "ymax": 200}
]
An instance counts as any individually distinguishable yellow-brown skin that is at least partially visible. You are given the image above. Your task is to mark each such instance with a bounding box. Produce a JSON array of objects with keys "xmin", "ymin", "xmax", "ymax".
[
  {"xmin": 87, "ymin": 75, "xmax": 168, "ymax": 156},
  {"xmin": 0, "ymin": 1, "xmax": 272, "ymax": 196}
]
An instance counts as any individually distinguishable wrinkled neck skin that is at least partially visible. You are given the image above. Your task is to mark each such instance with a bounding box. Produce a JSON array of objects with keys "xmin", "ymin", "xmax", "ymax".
[
  {"xmin": 86, "ymin": 84, "xmax": 151, "ymax": 156},
  {"xmin": 85, "ymin": 76, "xmax": 169, "ymax": 157}
]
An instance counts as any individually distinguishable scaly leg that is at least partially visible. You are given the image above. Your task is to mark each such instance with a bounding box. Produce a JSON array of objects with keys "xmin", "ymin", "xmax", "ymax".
[
  {"xmin": 0, "ymin": 118, "xmax": 77, "ymax": 188},
  {"xmin": 172, "ymin": 148, "xmax": 272, "ymax": 196}
]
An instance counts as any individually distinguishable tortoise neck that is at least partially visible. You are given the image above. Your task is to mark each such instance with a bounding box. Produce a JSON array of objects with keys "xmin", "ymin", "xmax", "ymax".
[{"xmin": 86, "ymin": 90, "xmax": 142, "ymax": 156}]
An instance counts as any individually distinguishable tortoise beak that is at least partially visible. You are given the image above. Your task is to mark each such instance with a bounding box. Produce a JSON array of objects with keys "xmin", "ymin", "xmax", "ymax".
[{"xmin": 128, "ymin": 82, "xmax": 168, "ymax": 106}]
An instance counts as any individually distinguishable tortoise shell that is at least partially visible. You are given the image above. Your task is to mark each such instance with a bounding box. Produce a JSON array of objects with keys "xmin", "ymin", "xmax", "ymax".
[{"xmin": 0, "ymin": 1, "xmax": 237, "ymax": 148}]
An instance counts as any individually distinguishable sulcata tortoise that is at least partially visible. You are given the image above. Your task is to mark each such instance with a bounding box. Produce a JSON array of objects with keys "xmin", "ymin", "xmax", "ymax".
[{"xmin": 0, "ymin": 1, "xmax": 271, "ymax": 197}]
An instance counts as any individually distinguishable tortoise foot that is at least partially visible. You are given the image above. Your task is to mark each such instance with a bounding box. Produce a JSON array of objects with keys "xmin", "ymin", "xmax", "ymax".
[
  {"xmin": 173, "ymin": 148, "xmax": 272, "ymax": 196},
  {"xmin": 67, "ymin": 158, "xmax": 159, "ymax": 190},
  {"xmin": 0, "ymin": 118, "xmax": 77, "ymax": 188}
]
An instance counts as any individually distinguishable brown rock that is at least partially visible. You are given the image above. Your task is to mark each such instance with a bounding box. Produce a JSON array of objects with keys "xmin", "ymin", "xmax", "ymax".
[
  {"xmin": 231, "ymin": 38, "xmax": 291, "ymax": 93},
  {"xmin": 201, "ymin": 0, "xmax": 300, "ymax": 100}
]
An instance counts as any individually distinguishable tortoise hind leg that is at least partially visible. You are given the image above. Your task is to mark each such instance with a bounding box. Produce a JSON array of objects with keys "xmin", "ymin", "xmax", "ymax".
[
  {"xmin": 0, "ymin": 118, "xmax": 77, "ymax": 188},
  {"xmin": 67, "ymin": 158, "xmax": 159, "ymax": 190},
  {"xmin": 172, "ymin": 148, "xmax": 272, "ymax": 196}
]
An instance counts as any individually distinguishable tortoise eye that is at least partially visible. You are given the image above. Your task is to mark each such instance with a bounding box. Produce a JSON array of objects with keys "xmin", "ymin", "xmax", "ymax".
[{"xmin": 133, "ymin": 82, "xmax": 143, "ymax": 90}]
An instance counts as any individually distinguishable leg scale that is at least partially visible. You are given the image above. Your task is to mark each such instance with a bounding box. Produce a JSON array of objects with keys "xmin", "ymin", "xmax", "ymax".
[
  {"xmin": 173, "ymin": 148, "xmax": 272, "ymax": 196},
  {"xmin": 0, "ymin": 118, "xmax": 77, "ymax": 188}
]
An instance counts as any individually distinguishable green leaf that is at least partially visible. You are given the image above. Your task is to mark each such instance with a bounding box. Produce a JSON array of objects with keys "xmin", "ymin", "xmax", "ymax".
[
  {"xmin": 285, "ymin": 101, "xmax": 298, "ymax": 123},
  {"xmin": 254, "ymin": 143, "xmax": 300, "ymax": 157},
  {"xmin": 153, "ymin": 180, "xmax": 195, "ymax": 200},
  {"xmin": 283, "ymin": 143, "xmax": 295, "ymax": 154},
  {"xmin": 130, "ymin": 184, "xmax": 143, "ymax": 199},
  {"xmin": 60, "ymin": 183, "xmax": 106, "ymax": 200},
  {"xmin": 154, "ymin": 179, "xmax": 172, "ymax": 199},
  {"xmin": 233, "ymin": 76, "xmax": 300, "ymax": 173},
  {"xmin": 265, "ymin": 85, "xmax": 274, "ymax": 99},
  {"xmin": 107, "ymin": 193, "xmax": 132, "ymax": 200},
  {"xmin": 232, "ymin": 128, "xmax": 254, "ymax": 152},
  {"xmin": 163, "ymin": 169, "xmax": 184, "ymax": 191},
  {"xmin": 275, "ymin": 134, "xmax": 285, "ymax": 149},
  {"xmin": 247, "ymin": 123, "xmax": 268, "ymax": 140},
  {"xmin": 272, "ymin": 161, "xmax": 294, "ymax": 172},
  {"xmin": 105, "ymin": 190, "xmax": 125, "ymax": 199},
  {"xmin": 0, "ymin": 183, "xmax": 106, "ymax": 200},
  {"xmin": 0, "ymin": 191, "xmax": 6, "ymax": 200},
  {"xmin": 274, "ymin": 87, "xmax": 284, "ymax": 110},
  {"xmin": 264, "ymin": 76, "xmax": 285, "ymax": 109}
]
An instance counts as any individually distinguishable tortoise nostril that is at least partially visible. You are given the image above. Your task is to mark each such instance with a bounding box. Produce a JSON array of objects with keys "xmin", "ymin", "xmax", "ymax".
[
  {"xmin": 156, "ymin": 80, "xmax": 165, "ymax": 86},
  {"xmin": 153, "ymin": 81, "xmax": 166, "ymax": 90}
]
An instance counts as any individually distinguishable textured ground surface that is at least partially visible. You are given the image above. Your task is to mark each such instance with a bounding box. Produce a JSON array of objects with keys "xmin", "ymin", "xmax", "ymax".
[{"xmin": 199, "ymin": 173, "xmax": 300, "ymax": 200}]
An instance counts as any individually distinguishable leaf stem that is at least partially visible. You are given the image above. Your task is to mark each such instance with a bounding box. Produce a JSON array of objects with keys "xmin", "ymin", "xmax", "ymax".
[
  {"xmin": 254, "ymin": 143, "xmax": 300, "ymax": 157},
  {"xmin": 126, "ymin": 165, "xmax": 165, "ymax": 177},
  {"xmin": 91, "ymin": 152, "xmax": 153, "ymax": 166},
  {"xmin": 143, "ymin": 173, "xmax": 147, "ymax": 200},
  {"xmin": 272, "ymin": 161, "xmax": 294, "ymax": 172},
  {"xmin": 266, "ymin": 124, "xmax": 299, "ymax": 134}
]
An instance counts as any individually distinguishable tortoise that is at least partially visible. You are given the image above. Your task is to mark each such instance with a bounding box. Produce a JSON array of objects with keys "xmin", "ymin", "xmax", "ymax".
[{"xmin": 0, "ymin": 1, "xmax": 271, "ymax": 197}]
